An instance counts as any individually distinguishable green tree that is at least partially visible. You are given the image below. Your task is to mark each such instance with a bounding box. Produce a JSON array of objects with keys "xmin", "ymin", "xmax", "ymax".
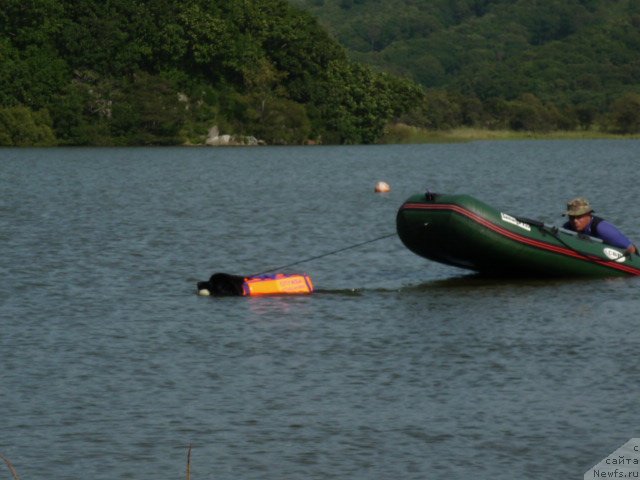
[
  {"xmin": 178, "ymin": 3, "xmax": 235, "ymax": 68},
  {"xmin": 312, "ymin": 61, "xmax": 396, "ymax": 143},
  {"xmin": 8, "ymin": 46, "xmax": 69, "ymax": 108},
  {"xmin": 241, "ymin": 94, "xmax": 311, "ymax": 144},
  {"xmin": 110, "ymin": 72, "xmax": 186, "ymax": 145},
  {"xmin": 503, "ymin": 93, "xmax": 561, "ymax": 132},
  {"xmin": 574, "ymin": 105, "xmax": 597, "ymax": 130},
  {"xmin": 48, "ymin": 71, "xmax": 113, "ymax": 145},
  {"xmin": 0, "ymin": 105, "xmax": 57, "ymax": 146},
  {"xmin": 421, "ymin": 90, "xmax": 462, "ymax": 129},
  {"xmin": 0, "ymin": 0, "xmax": 65, "ymax": 48},
  {"xmin": 606, "ymin": 92, "xmax": 640, "ymax": 133}
]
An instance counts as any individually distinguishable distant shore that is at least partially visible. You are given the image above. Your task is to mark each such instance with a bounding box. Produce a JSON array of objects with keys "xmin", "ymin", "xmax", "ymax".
[
  {"xmin": 6, "ymin": 126, "xmax": 640, "ymax": 147},
  {"xmin": 379, "ymin": 125, "xmax": 640, "ymax": 144}
]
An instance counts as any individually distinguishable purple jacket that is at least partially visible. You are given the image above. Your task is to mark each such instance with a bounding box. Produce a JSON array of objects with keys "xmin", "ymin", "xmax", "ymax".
[{"xmin": 562, "ymin": 216, "xmax": 634, "ymax": 250}]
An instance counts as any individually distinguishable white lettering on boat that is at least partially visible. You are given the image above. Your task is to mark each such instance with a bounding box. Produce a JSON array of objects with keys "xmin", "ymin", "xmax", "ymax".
[
  {"xmin": 500, "ymin": 213, "xmax": 531, "ymax": 231},
  {"xmin": 604, "ymin": 247, "xmax": 626, "ymax": 263}
]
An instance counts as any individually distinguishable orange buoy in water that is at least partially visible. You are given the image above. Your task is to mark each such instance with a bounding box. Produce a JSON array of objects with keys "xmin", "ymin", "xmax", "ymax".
[{"xmin": 375, "ymin": 181, "xmax": 390, "ymax": 193}]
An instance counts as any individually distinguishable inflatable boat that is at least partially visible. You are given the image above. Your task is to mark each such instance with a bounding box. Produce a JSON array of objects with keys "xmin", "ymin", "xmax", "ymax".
[{"xmin": 396, "ymin": 192, "xmax": 640, "ymax": 277}]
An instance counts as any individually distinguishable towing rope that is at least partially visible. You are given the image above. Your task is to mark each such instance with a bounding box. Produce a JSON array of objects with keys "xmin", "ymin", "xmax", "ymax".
[{"xmin": 252, "ymin": 232, "xmax": 397, "ymax": 276}]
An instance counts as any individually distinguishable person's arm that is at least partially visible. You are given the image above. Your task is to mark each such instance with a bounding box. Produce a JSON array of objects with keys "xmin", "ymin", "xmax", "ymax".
[{"xmin": 595, "ymin": 221, "xmax": 635, "ymax": 251}]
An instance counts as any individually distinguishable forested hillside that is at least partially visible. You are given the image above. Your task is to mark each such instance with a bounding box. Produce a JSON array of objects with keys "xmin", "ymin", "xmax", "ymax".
[
  {"xmin": 0, "ymin": 0, "xmax": 421, "ymax": 146},
  {"xmin": 291, "ymin": 0, "xmax": 640, "ymax": 133},
  {"xmin": 3, "ymin": 0, "xmax": 640, "ymax": 146}
]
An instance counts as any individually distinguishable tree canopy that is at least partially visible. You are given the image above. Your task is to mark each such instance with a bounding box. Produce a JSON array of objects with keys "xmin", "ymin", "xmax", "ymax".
[
  {"xmin": 0, "ymin": 0, "xmax": 422, "ymax": 145},
  {"xmin": 292, "ymin": 0, "xmax": 640, "ymax": 133},
  {"xmin": 3, "ymin": 0, "xmax": 640, "ymax": 146}
]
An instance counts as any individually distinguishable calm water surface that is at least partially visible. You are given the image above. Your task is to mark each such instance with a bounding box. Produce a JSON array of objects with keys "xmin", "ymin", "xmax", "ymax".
[{"xmin": 2, "ymin": 141, "xmax": 640, "ymax": 479}]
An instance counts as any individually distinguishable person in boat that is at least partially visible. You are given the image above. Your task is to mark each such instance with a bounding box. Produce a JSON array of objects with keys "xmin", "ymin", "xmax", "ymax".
[{"xmin": 563, "ymin": 197, "xmax": 637, "ymax": 254}]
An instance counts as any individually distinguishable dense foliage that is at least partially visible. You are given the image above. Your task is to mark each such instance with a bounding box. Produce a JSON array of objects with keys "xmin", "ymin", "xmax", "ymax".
[
  {"xmin": 0, "ymin": 0, "xmax": 422, "ymax": 145},
  {"xmin": 4, "ymin": 0, "xmax": 640, "ymax": 146},
  {"xmin": 292, "ymin": 0, "xmax": 640, "ymax": 133}
]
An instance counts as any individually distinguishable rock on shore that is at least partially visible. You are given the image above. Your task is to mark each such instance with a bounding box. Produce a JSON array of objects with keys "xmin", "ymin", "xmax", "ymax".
[{"xmin": 205, "ymin": 126, "xmax": 265, "ymax": 146}]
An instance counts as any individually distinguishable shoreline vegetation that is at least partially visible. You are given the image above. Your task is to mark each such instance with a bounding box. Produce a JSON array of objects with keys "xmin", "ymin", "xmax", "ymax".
[
  {"xmin": 3, "ymin": 1, "xmax": 640, "ymax": 148},
  {"xmin": 377, "ymin": 125, "xmax": 640, "ymax": 144},
  {"xmin": 4, "ymin": 127, "xmax": 640, "ymax": 147}
]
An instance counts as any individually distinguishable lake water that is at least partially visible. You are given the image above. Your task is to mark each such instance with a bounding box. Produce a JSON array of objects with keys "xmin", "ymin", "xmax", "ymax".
[{"xmin": 2, "ymin": 141, "xmax": 640, "ymax": 479}]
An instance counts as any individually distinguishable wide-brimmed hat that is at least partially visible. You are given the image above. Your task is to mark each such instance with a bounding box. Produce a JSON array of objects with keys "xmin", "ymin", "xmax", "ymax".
[{"xmin": 564, "ymin": 197, "xmax": 593, "ymax": 216}]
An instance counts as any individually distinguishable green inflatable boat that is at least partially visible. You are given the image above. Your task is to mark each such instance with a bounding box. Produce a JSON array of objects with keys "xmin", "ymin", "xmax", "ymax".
[{"xmin": 396, "ymin": 192, "xmax": 640, "ymax": 277}]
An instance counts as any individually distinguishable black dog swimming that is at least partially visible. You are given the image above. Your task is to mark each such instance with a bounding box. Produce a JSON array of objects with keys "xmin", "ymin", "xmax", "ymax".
[{"xmin": 197, "ymin": 272, "xmax": 245, "ymax": 296}]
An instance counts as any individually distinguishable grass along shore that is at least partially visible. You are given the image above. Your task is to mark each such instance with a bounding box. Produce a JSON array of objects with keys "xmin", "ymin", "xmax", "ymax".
[{"xmin": 379, "ymin": 124, "xmax": 640, "ymax": 143}]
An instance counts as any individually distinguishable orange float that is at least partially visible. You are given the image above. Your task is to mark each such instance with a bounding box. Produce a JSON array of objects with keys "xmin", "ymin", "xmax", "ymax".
[
  {"xmin": 375, "ymin": 181, "xmax": 391, "ymax": 193},
  {"xmin": 197, "ymin": 272, "xmax": 314, "ymax": 296},
  {"xmin": 242, "ymin": 273, "xmax": 314, "ymax": 296}
]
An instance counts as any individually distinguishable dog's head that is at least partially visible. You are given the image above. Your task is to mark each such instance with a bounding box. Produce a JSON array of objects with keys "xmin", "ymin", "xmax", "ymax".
[{"xmin": 197, "ymin": 273, "xmax": 245, "ymax": 296}]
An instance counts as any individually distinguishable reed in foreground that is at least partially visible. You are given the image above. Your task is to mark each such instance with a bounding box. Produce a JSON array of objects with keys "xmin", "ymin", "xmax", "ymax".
[{"xmin": 0, "ymin": 453, "xmax": 21, "ymax": 480}]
